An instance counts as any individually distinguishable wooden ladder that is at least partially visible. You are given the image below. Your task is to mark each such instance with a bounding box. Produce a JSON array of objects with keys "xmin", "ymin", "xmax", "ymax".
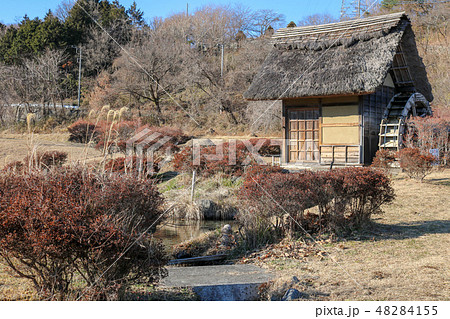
[{"xmin": 379, "ymin": 118, "xmax": 402, "ymax": 151}]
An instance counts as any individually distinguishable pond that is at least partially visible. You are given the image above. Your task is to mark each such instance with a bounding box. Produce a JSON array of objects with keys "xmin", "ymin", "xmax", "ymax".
[{"xmin": 152, "ymin": 219, "xmax": 237, "ymax": 248}]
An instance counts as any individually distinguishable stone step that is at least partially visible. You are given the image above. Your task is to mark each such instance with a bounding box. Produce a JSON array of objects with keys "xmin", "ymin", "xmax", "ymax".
[{"xmin": 162, "ymin": 264, "xmax": 273, "ymax": 301}]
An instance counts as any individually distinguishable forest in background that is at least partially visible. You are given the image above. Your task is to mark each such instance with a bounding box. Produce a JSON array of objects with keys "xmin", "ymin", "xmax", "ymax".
[{"xmin": 0, "ymin": 0, "xmax": 448, "ymax": 135}]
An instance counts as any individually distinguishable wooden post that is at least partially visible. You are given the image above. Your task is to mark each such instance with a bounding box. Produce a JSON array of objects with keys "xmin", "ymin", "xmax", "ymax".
[
  {"xmin": 282, "ymin": 102, "xmax": 288, "ymax": 165},
  {"xmin": 345, "ymin": 145, "xmax": 348, "ymax": 164},
  {"xmin": 191, "ymin": 170, "xmax": 196, "ymax": 202}
]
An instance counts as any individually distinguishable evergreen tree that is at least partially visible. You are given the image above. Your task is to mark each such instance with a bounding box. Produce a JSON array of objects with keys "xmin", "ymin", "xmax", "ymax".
[
  {"xmin": 64, "ymin": 0, "xmax": 131, "ymax": 45},
  {"xmin": 127, "ymin": 1, "xmax": 145, "ymax": 28},
  {"xmin": 99, "ymin": 0, "xmax": 129, "ymax": 27},
  {"xmin": 0, "ymin": 26, "xmax": 18, "ymax": 63},
  {"xmin": 35, "ymin": 11, "xmax": 68, "ymax": 51},
  {"xmin": 4, "ymin": 16, "xmax": 42, "ymax": 63},
  {"xmin": 64, "ymin": 0, "xmax": 100, "ymax": 45}
]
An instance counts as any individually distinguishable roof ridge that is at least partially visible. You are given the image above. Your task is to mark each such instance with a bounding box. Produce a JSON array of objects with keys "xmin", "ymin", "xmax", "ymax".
[{"xmin": 273, "ymin": 12, "xmax": 407, "ymax": 40}]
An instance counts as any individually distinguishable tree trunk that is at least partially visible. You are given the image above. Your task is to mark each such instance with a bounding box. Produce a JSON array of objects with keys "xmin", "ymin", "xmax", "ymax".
[{"xmin": 220, "ymin": 99, "xmax": 238, "ymax": 125}]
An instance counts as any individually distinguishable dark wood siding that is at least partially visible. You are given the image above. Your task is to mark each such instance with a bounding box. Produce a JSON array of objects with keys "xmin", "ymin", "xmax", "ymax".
[{"xmin": 362, "ymin": 86, "xmax": 396, "ymax": 164}]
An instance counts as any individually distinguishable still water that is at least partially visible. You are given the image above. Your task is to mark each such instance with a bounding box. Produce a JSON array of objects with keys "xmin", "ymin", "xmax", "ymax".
[{"xmin": 152, "ymin": 219, "xmax": 236, "ymax": 248}]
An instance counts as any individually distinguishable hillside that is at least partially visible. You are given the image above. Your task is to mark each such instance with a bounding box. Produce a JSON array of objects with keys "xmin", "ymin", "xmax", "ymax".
[{"xmin": 0, "ymin": 1, "xmax": 447, "ymax": 136}]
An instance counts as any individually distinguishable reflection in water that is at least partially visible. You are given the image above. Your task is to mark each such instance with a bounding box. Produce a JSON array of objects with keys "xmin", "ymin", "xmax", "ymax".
[{"xmin": 152, "ymin": 219, "xmax": 236, "ymax": 248}]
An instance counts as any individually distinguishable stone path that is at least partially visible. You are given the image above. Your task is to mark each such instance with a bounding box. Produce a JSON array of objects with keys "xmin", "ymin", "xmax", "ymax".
[{"xmin": 162, "ymin": 264, "xmax": 273, "ymax": 301}]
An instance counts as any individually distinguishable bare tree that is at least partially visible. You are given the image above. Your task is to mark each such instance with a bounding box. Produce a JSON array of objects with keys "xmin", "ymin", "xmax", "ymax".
[
  {"xmin": 0, "ymin": 50, "xmax": 69, "ymax": 122},
  {"xmin": 189, "ymin": 5, "xmax": 237, "ymax": 46},
  {"xmin": 251, "ymin": 9, "xmax": 286, "ymax": 37},
  {"xmin": 0, "ymin": 63, "xmax": 14, "ymax": 124},
  {"xmin": 297, "ymin": 13, "xmax": 338, "ymax": 26},
  {"xmin": 112, "ymin": 26, "xmax": 188, "ymax": 119},
  {"xmin": 413, "ymin": 3, "xmax": 450, "ymax": 107},
  {"xmin": 24, "ymin": 50, "xmax": 69, "ymax": 116},
  {"xmin": 55, "ymin": 0, "xmax": 75, "ymax": 22},
  {"xmin": 230, "ymin": 4, "xmax": 256, "ymax": 37},
  {"xmin": 184, "ymin": 35, "xmax": 272, "ymax": 126}
]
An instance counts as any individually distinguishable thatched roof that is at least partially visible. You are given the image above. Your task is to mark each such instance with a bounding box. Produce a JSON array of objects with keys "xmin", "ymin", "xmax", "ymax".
[{"xmin": 244, "ymin": 12, "xmax": 433, "ymax": 101}]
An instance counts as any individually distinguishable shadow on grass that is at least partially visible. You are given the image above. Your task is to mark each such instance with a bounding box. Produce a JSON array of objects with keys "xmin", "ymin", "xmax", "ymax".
[
  {"xmin": 155, "ymin": 171, "xmax": 179, "ymax": 183},
  {"xmin": 426, "ymin": 178, "xmax": 450, "ymax": 187},
  {"xmin": 363, "ymin": 220, "xmax": 450, "ymax": 241}
]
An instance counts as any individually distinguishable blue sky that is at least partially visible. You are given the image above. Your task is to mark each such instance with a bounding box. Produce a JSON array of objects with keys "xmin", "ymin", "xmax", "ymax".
[{"xmin": 0, "ymin": 0, "xmax": 343, "ymax": 25}]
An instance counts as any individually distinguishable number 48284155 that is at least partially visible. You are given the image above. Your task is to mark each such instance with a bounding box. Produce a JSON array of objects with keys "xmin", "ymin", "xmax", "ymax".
[{"xmin": 376, "ymin": 306, "xmax": 438, "ymax": 316}]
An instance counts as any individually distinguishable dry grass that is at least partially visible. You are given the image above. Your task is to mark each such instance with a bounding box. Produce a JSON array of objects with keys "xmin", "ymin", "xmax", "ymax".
[
  {"xmin": 160, "ymin": 172, "xmax": 241, "ymax": 220},
  {"xmin": 0, "ymin": 133, "xmax": 104, "ymax": 168},
  {"xmin": 0, "ymin": 260, "xmax": 199, "ymax": 301},
  {"xmin": 0, "ymin": 263, "xmax": 37, "ymax": 300},
  {"xmin": 254, "ymin": 169, "xmax": 450, "ymax": 301},
  {"xmin": 171, "ymin": 230, "xmax": 222, "ymax": 258},
  {"xmin": 123, "ymin": 285, "xmax": 199, "ymax": 301}
]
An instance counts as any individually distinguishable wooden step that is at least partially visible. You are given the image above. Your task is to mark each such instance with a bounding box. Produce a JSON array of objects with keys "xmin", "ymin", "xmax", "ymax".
[
  {"xmin": 379, "ymin": 142, "xmax": 399, "ymax": 148},
  {"xmin": 380, "ymin": 133, "xmax": 399, "ymax": 138},
  {"xmin": 381, "ymin": 123, "xmax": 401, "ymax": 126},
  {"xmin": 389, "ymin": 110, "xmax": 404, "ymax": 116}
]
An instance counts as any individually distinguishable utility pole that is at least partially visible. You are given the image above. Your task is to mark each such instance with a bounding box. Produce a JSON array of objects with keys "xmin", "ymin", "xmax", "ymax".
[
  {"xmin": 340, "ymin": 0, "xmax": 369, "ymax": 20},
  {"xmin": 77, "ymin": 46, "xmax": 82, "ymax": 109},
  {"xmin": 71, "ymin": 45, "xmax": 82, "ymax": 109},
  {"xmin": 220, "ymin": 44, "xmax": 224, "ymax": 78}
]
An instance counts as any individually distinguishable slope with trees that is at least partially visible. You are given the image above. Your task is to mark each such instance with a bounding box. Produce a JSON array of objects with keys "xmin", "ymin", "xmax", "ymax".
[{"xmin": 0, "ymin": 0, "xmax": 447, "ymax": 134}]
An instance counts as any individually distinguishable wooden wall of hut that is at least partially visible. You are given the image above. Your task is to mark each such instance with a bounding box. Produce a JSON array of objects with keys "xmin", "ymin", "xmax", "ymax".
[
  {"xmin": 320, "ymin": 96, "xmax": 360, "ymax": 165},
  {"xmin": 362, "ymin": 85, "xmax": 396, "ymax": 164},
  {"xmin": 282, "ymin": 96, "xmax": 362, "ymax": 165}
]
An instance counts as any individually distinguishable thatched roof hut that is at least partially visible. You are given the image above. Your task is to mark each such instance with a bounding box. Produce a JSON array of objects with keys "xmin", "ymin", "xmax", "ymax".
[
  {"xmin": 244, "ymin": 12, "xmax": 433, "ymax": 102},
  {"xmin": 244, "ymin": 12, "xmax": 433, "ymax": 166}
]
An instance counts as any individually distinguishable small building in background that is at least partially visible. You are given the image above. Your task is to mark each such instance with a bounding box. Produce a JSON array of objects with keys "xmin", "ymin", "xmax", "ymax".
[{"xmin": 244, "ymin": 12, "xmax": 433, "ymax": 166}]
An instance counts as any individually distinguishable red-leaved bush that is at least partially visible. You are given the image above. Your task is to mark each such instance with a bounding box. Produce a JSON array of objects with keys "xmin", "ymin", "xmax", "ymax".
[
  {"xmin": 2, "ymin": 160, "xmax": 25, "ymax": 173},
  {"xmin": 105, "ymin": 156, "xmax": 162, "ymax": 176},
  {"xmin": 238, "ymin": 166, "xmax": 394, "ymax": 245},
  {"xmin": 0, "ymin": 166, "xmax": 167, "ymax": 300},
  {"xmin": 67, "ymin": 119, "xmax": 101, "ymax": 143},
  {"xmin": 397, "ymin": 147, "xmax": 435, "ymax": 181},
  {"xmin": 111, "ymin": 125, "xmax": 186, "ymax": 155},
  {"xmin": 68, "ymin": 119, "xmax": 189, "ymax": 155},
  {"xmin": 172, "ymin": 139, "xmax": 277, "ymax": 177},
  {"xmin": 25, "ymin": 151, "xmax": 68, "ymax": 168},
  {"xmin": 3, "ymin": 151, "xmax": 68, "ymax": 173},
  {"xmin": 172, "ymin": 141, "xmax": 250, "ymax": 177},
  {"xmin": 371, "ymin": 149, "xmax": 396, "ymax": 174},
  {"xmin": 68, "ymin": 119, "xmax": 189, "ymax": 174},
  {"xmin": 248, "ymin": 138, "xmax": 281, "ymax": 156}
]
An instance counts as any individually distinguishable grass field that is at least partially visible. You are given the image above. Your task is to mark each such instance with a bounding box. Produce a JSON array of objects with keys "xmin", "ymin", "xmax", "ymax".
[{"xmin": 0, "ymin": 132, "xmax": 104, "ymax": 168}]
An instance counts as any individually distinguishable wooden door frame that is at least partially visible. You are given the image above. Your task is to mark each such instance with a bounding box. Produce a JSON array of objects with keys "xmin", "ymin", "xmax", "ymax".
[{"xmin": 285, "ymin": 106, "xmax": 321, "ymax": 163}]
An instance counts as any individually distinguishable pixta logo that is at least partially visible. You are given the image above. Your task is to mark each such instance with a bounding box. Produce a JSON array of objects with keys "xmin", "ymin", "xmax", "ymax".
[
  {"xmin": 125, "ymin": 128, "xmax": 175, "ymax": 176},
  {"xmin": 192, "ymin": 138, "xmax": 282, "ymax": 165}
]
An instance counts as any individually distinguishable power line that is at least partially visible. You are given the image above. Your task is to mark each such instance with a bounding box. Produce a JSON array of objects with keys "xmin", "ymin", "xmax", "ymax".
[
  {"xmin": 341, "ymin": 0, "xmax": 371, "ymax": 20},
  {"xmin": 391, "ymin": 0, "xmax": 450, "ymax": 4}
]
